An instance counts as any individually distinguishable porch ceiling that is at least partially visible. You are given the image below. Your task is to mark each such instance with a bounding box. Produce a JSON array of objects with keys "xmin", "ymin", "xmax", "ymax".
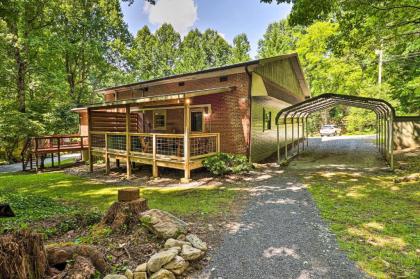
[{"xmin": 73, "ymin": 86, "xmax": 235, "ymax": 110}]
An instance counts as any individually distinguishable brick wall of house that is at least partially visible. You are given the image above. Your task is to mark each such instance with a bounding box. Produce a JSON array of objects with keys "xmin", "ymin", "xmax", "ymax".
[{"xmin": 103, "ymin": 72, "xmax": 251, "ymax": 155}]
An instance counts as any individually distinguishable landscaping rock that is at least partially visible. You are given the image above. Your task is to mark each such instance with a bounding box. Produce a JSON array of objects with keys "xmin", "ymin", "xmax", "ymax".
[
  {"xmin": 140, "ymin": 209, "xmax": 188, "ymax": 239},
  {"xmin": 134, "ymin": 263, "xmax": 147, "ymax": 272},
  {"xmin": 125, "ymin": 269, "xmax": 134, "ymax": 279},
  {"xmin": 163, "ymin": 256, "xmax": 189, "ymax": 275},
  {"xmin": 150, "ymin": 269, "xmax": 175, "ymax": 279},
  {"xmin": 147, "ymin": 249, "xmax": 178, "ymax": 273},
  {"xmin": 104, "ymin": 275, "xmax": 127, "ymax": 279},
  {"xmin": 177, "ymin": 234, "xmax": 186, "ymax": 241},
  {"xmin": 135, "ymin": 272, "xmax": 147, "ymax": 279},
  {"xmin": 394, "ymin": 172, "xmax": 420, "ymax": 183},
  {"xmin": 164, "ymin": 238, "xmax": 190, "ymax": 249},
  {"xmin": 181, "ymin": 244, "xmax": 204, "ymax": 261},
  {"xmin": 186, "ymin": 234, "xmax": 207, "ymax": 251}
]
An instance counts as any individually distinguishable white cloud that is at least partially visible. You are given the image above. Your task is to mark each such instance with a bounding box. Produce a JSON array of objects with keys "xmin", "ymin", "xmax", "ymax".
[{"xmin": 143, "ymin": 0, "xmax": 198, "ymax": 35}]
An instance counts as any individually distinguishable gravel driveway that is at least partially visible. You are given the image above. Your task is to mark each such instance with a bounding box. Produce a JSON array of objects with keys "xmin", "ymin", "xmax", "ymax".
[{"xmin": 200, "ymin": 135, "xmax": 383, "ymax": 279}]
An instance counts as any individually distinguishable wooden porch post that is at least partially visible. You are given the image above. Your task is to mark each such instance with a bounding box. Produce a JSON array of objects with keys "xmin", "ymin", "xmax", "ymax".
[
  {"xmin": 125, "ymin": 105, "xmax": 132, "ymax": 178},
  {"xmin": 105, "ymin": 132, "xmax": 110, "ymax": 174},
  {"xmin": 152, "ymin": 134, "xmax": 158, "ymax": 177},
  {"xmin": 88, "ymin": 108, "xmax": 93, "ymax": 172},
  {"xmin": 181, "ymin": 99, "xmax": 191, "ymax": 183}
]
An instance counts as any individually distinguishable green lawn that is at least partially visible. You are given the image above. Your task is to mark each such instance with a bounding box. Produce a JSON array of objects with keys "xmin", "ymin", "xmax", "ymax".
[
  {"xmin": 0, "ymin": 171, "xmax": 238, "ymax": 233},
  {"xmin": 305, "ymin": 168, "xmax": 419, "ymax": 278}
]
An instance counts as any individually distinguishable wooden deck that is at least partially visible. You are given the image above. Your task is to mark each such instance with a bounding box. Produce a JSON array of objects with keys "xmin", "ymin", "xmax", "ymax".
[
  {"xmin": 90, "ymin": 131, "xmax": 220, "ymax": 179},
  {"xmin": 21, "ymin": 135, "xmax": 88, "ymax": 170}
]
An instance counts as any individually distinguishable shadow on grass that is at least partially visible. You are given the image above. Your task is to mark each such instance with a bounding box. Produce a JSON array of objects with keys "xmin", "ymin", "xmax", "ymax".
[
  {"xmin": 300, "ymin": 170, "xmax": 419, "ymax": 278},
  {"xmin": 0, "ymin": 172, "xmax": 241, "ymax": 230}
]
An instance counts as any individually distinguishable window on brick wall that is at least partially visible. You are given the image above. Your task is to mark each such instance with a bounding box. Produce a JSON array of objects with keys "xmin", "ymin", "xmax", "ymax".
[
  {"xmin": 153, "ymin": 110, "xmax": 166, "ymax": 130},
  {"xmin": 191, "ymin": 110, "xmax": 204, "ymax": 132}
]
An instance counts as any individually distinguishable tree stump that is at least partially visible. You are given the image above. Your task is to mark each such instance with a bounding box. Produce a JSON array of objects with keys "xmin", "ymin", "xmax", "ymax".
[
  {"xmin": 0, "ymin": 231, "xmax": 48, "ymax": 279},
  {"xmin": 118, "ymin": 188, "xmax": 140, "ymax": 202},
  {"xmin": 101, "ymin": 198, "xmax": 148, "ymax": 231}
]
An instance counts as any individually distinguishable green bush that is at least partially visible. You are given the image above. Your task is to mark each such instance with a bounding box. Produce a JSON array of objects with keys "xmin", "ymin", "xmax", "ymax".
[{"xmin": 203, "ymin": 153, "xmax": 253, "ymax": 176}]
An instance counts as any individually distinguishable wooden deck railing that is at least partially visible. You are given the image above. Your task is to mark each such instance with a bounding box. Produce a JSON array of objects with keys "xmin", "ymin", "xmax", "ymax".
[
  {"xmin": 90, "ymin": 132, "xmax": 220, "ymax": 161},
  {"xmin": 21, "ymin": 134, "xmax": 88, "ymax": 171},
  {"xmin": 32, "ymin": 135, "xmax": 88, "ymax": 153}
]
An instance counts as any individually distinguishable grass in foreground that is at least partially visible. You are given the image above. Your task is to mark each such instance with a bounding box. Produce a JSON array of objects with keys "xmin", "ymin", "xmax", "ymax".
[
  {"xmin": 304, "ymin": 166, "xmax": 419, "ymax": 278},
  {"xmin": 0, "ymin": 171, "xmax": 238, "ymax": 233}
]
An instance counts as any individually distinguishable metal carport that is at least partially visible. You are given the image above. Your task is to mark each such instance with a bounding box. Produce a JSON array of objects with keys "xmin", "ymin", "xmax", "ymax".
[{"xmin": 274, "ymin": 93, "xmax": 396, "ymax": 169}]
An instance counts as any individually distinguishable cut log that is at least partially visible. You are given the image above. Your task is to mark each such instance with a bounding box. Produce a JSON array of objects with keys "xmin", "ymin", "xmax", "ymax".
[
  {"xmin": 0, "ymin": 203, "xmax": 15, "ymax": 217},
  {"xmin": 0, "ymin": 231, "xmax": 48, "ymax": 279},
  {"xmin": 101, "ymin": 198, "xmax": 148, "ymax": 230},
  {"xmin": 118, "ymin": 188, "xmax": 140, "ymax": 202},
  {"xmin": 46, "ymin": 244, "xmax": 109, "ymax": 274}
]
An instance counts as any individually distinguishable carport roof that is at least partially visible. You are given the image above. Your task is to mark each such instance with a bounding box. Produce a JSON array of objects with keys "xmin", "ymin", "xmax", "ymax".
[{"xmin": 275, "ymin": 93, "xmax": 396, "ymax": 124}]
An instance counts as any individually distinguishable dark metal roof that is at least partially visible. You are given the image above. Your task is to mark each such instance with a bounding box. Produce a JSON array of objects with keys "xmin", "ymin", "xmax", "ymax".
[
  {"xmin": 275, "ymin": 93, "xmax": 396, "ymax": 125},
  {"xmin": 95, "ymin": 53, "xmax": 303, "ymax": 93}
]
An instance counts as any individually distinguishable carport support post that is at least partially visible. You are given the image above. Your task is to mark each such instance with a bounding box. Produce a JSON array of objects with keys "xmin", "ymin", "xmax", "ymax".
[
  {"xmin": 306, "ymin": 116, "xmax": 309, "ymax": 148},
  {"xmin": 297, "ymin": 114, "xmax": 300, "ymax": 154},
  {"xmin": 284, "ymin": 117, "xmax": 288, "ymax": 160},
  {"xmin": 277, "ymin": 124, "xmax": 280, "ymax": 164},
  {"xmin": 291, "ymin": 116, "xmax": 294, "ymax": 155},
  {"xmin": 389, "ymin": 114, "xmax": 394, "ymax": 169},
  {"xmin": 301, "ymin": 116, "xmax": 305, "ymax": 151}
]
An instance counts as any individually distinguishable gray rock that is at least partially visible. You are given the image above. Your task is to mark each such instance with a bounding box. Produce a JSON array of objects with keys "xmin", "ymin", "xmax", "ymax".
[
  {"xmin": 163, "ymin": 255, "xmax": 189, "ymax": 275},
  {"xmin": 103, "ymin": 275, "xmax": 127, "ymax": 279},
  {"xmin": 164, "ymin": 238, "xmax": 190, "ymax": 249},
  {"xmin": 150, "ymin": 269, "xmax": 175, "ymax": 279},
  {"xmin": 181, "ymin": 244, "xmax": 204, "ymax": 261},
  {"xmin": 140, "ymin": 209, "xmax": 188, "ymax": 239},
  {"xmin": 147, "ymin": 249, "xmax": 178, "ymax": 273},
  {"xmin": 186, "ymin": 234, "xmax": 207, "ymax": 251}
]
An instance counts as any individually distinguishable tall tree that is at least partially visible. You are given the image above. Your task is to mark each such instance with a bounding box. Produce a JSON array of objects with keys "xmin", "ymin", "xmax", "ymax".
[
  {"xmin": 202, "ymin": 29, "xmax": 232, "ymax": 68},
  {"xmin": 176, "ymin": 29, "xmax": 206, "ymax": 73},
  {"xmin": 130, "ymin": 26, "xmax": 158, "ymax": 80},
  {"xmin": 154, "ymin": 23, "xmax": 181, "ymax": 77},
  {"xmin": 257, "ymin": 19, "xmax": 300, "ymax": 58},
  {"xmin": 54, "ymin": 0, "xmax": 132, "ymax": 106},
  {"xmin": 231, "ymin": 33, "xmax": 251, "ymax": 63}
]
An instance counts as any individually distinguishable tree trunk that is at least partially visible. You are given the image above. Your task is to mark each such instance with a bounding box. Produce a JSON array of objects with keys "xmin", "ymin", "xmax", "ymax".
[{"xmin": 15, "ymin": 46, "xmax": 26, "ymax": 113}]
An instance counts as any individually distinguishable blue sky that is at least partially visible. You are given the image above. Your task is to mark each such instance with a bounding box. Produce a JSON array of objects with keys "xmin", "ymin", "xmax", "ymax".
[{"xmin": 121, "ymin": 0, "xmax": 291, "ymax": 58}]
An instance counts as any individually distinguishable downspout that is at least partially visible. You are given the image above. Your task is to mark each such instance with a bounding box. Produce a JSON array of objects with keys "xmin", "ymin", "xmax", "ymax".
[{"xmin": 245, "ymin": 65, "xmax": 253, "ymax": 163}]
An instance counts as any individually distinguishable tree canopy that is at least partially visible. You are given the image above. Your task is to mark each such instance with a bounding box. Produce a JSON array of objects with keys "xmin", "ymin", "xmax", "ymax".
[
  {"xmin": 0, "ymin": 1, "xmax": 251, "ymax": 161},
  {"xmin": 259, "ymin": 0, "xmax": 419, "ymax": 132}
]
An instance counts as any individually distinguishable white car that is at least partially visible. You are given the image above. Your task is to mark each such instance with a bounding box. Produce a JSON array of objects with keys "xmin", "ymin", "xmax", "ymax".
[{"xmin": 320, "ymin": 125, "xmax": 341, "ymax": 137}]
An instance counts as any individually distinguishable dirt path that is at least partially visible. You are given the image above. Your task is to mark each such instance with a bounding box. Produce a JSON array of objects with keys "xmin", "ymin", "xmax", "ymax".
[{"xmin": 200, "ymin": 135, "xmax": 384, "ymax": 279}]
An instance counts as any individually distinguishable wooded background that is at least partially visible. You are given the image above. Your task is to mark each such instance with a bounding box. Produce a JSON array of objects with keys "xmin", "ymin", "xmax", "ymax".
[{"xmin": 0, "ymin": 0, "xmax": 418, "ymax": 162}]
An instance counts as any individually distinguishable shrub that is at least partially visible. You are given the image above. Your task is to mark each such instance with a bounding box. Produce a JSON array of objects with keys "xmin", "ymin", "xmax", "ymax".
[{"xmin": 203, "ymin": 153, "xmax": 253, "ymax": 176}]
